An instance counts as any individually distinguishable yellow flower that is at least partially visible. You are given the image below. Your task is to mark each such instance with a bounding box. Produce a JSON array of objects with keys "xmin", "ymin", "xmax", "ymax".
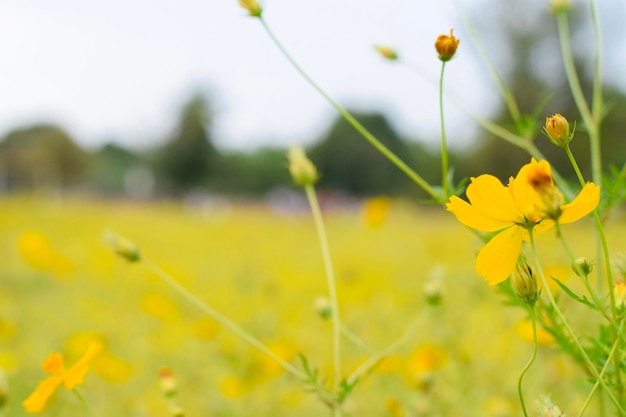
[
  {"xmin": 23, "ymin": 342, "xmax": 102, "ymax": 413},
  {"xmin": 446, "ymin": 158, "xmax": 599, "ymax": 285},
  {"xmin": 434, "ymin": 29, "xmax": 460, "ymax": 62}
]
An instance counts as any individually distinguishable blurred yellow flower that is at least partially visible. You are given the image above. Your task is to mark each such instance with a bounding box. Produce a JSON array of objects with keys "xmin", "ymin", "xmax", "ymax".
[
  {"xmin": 220, "ymin": 375, "xmax": 249, "ymax": 398},
  {"xmin": 23, "ymin": 342, "xmax": 102, "ymax": 413},
  {"xmin": 446, "ymin": 158, "xmax": 599, "ymax": 285},
  {"xmin": 362, "ymin": 196, "xmax": 391, "ymax": 228},
  {"xmin": 18, "ymin": 231, "xmax": 74, "ymax": 279}
]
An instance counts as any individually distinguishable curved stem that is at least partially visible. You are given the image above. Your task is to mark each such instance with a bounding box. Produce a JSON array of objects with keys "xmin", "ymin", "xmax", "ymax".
[
  {"xmin": 528, "ymin": 230, "xmax": 625, "ymax": 414},
  {"xmin": 141, "ymin": 259, "xmax": 307, "ymax": 381},
  {"xmin": 439, "ymin": 61, "xmax": 449, "ymax": 199},
  {"xmin": 517, "ymin": 306, "xmax": 538, "ymax": 417},
  {"xmin": 565, "ymin": 145, "xmax": 587, "ymax": 188},
  {"xmin": 304, "ymin": 185, "xmax": 342, "ymax": 391},
  {"xmin": 259, "ymin": 17, "xmax": 439, "ymax": 201}
]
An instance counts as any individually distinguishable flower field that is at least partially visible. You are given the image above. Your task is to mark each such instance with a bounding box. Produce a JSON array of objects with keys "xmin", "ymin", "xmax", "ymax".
[{"xmin": 2, "ymin": 194, "xmax": 621, "ymax": 416}]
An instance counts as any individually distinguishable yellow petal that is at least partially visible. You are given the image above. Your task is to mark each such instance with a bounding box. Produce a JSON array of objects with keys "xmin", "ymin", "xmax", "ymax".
[
  {"xmin": 446, "ymin": 196, "xmax": 511, "ymax": 232},
  {"xmin": 23, "ymin": 375, "xmax": 63, "ymax": 413},
  {"xmin": 63, "ymin": 342, "xmax": 102, "ymax": 390},
  {"xmin": 42, "ymin": 353, "xmax": 64, "ymax": 374},
  {"xmin": 476, "ymin": 226, "xmax": 524, "ymax": 285},
  {"xmin": 465, "ymin": 174, "xmax": 520, "ymax": 222},
  {"xmin": 559, "ymin": 182, "xmax": 600, "ymax": 224},
  {"xmin": 510, "ymin": 158, "xmax": 547, "ymax": 217}
]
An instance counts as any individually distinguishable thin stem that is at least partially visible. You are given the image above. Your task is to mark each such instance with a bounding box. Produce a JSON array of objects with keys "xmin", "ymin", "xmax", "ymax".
[
  {"xmin": 258, "ymin": 17, "xmax": 439, "ymax": 202},
  {"xmin": 304, "ymin": 185, "xmax": 342, "ymax": 392},
  {"xmin": 556, "ymin": 11, "xmax": 601, "ymax": 186},
  {"xmin": 517, "ymin": 306, "xmax": 538, "ymax": 417},
  {"xmin": 454, "ymin": 0, "xmax": 522, "ymax": 123},
  {"xmin": 439, "ymin": 61, "xmax": 449, "ymax": 199},
  {"xmin": 340, "ymin": 325, "xmax": 373, "ymax": 353},
  {"xmin": 528, "ymin": 230, "xmax": 625, "ymax": 414},
  {"xmin": 565, "ymin": 144, "xmax": 587, "ymax": 188},
  {"xmin": 589, "ymin": 0, "xmax": 604, "ymax": 123},
  {"xmin": 141, "ymin": 259, "xmax": 307, "ymax": 381},
  {"xmin": 346, "ymin": 309, "xmax": 426, "ymax": 385},
  {"xmin": 74, "ymin": 388, "xmax": 99, "ymax": 417}
]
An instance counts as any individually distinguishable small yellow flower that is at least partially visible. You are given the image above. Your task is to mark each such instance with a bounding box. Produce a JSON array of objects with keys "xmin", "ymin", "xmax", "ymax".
[
  {"xmin": 446, "ymin": 158, "xmax": 599, "ymax": 285},
  {"xmin": 362, "ymin": 196, "xmax": 391, "ymax": 228},
  {"xmin": 544, "ymin": 114, "xmax": 572, "ymax": 147},
  {"xmin": 374, "ymin": 45, "xmax": 398, "ymax": 61},
  {"xmin": 287, "ymin": 146, "xmax": 319, "ymax": 187},
  {"xmin": 23, "ymin": 342, "xmax": 102, "ymax": 413},
  {"xmin": 434, "ymin": 29, "xmax": 460, "ymax": 62},
  {"xmin": 238, "ymin": 0, "xmax": 262, "ymax": 17}
]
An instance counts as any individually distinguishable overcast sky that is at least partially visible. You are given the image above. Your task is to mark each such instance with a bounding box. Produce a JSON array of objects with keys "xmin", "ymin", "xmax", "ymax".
[{"xmin": 0, "ymin": 0, "xmax": 623, "ymax": 152}]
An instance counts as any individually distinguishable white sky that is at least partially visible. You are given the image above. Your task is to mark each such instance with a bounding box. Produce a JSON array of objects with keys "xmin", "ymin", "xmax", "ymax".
[{"xmin": 0, "ymin": 0, "xmax": 623, "ymax": 152}]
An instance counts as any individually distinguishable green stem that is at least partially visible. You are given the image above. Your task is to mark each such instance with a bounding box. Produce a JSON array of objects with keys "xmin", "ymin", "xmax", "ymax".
[
  {"xmin": 74, "ymin": 388, "xmax": 99, "ymax": 417},
  {"xmin": 589, "ymin": 0, "xmax": 604, "ymax": 124},
  {"xmin": 517, "ymin": 306, "xmax": 538, "ymax": 417},
  {"xmin": 340, "ymin": 325, "xmax": 373, "ymax": 353},
  {"xmin": 576, "ymin": 322, "xmax": 624, "ymax": 417},
  {"xmin": 346, "ymin": 309, "xmax": 426, "ymax": 385},
  {"xmin": 141, "ymin": 259, "xmax": 307, "ymax": 381},
  {"xmin": 528, "ymin": 230, "xmax": 625, "ymax": 414},
  {"xmin": 258, "ymin": 17, "xmax": 439, "ymax": 202},
  {"xmin": 556, "ymin": 11, "xmax": 601, "ymax": 186},
  {"xmin": 304, "ymin": 185, "xmax": 342, "ymax": 392},
  {"xmin": 439, "ymin": 61, "xmax": 449, "ymax": 199},
  {"xmin": 565, "ymin": 145, "xmax": 587, "ymax": 188}
]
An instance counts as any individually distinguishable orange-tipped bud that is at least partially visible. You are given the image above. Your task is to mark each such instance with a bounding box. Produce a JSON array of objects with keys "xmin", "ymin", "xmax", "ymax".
[
  {"xmin": 434, "ymin": 29, "xmax": 459, "ymax": 62},
  {"xmin": 544, "ymin": 114, "xmax": 572, "ymax": 147}
]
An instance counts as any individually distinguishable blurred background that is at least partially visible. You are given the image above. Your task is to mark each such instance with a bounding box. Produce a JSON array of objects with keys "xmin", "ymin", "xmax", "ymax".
[{"xmin": 1, "ymin": 0, "xmax": 626, "ymax": 201}]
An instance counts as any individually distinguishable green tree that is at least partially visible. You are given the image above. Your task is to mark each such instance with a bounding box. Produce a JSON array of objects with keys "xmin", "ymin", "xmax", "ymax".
[
  {"xmin": 309, "ymin": 112, "xmax": 429, "ymax": 196},
  {"xmin": 156, "ymin": 93, "xmax": 219, "ymax": 194},
  {"xmin": 0, "ymin": 124, "xmax": 87, "ymax": 191}
]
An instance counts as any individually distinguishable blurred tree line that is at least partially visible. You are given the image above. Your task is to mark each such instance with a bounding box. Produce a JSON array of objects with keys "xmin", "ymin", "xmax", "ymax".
[{"xmin": 1, "ymin": 2, "xmax": 625, "ymax": 200}]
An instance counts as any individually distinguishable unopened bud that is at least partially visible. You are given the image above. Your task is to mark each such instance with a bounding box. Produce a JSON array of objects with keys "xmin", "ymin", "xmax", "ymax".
[
  {"xmin": 159, "ymin": 368, "xmax": 178, "ymax": 398},
  {"xmin": 434, "ymin": 29, "xmax": 459, "ymax": 62},
  {"xmin": 313, "ymin": 296, "xmax": 332, "ymax": 320},
  {"xmin": 238, "ymin": 0, "xmax": 262, "ymax": 17},
  {"xmin": 374, "ymin": 45, "xmax": 398, "ymax": 61},
  {"xmin": 424, "ymin": 265, "xmax": 444, "ymax": 306},
  {"xmin": 572, "ymin": 257, "xmax": 593, "ymax": 277},
  {"xmin": 512, "ymin": 262, "xmax": 540, "ymax": 305},
  {"xmin": 544, "ymin": 114, "xmax": 572, "ymax": 147},
  {"xmin": 288, "ymin": 146, "xmax": 319, "ymax": 187},
  {"xmin": 536, "ymin": 395, "xmax": 565, "ymax": 417},
  {"xmin": 103, "ymin": 231, "xmax": 141, "ymax": 262},
  {"xmin": 551, "ymin": 0, "xmax": 570, "ymax": 14}
]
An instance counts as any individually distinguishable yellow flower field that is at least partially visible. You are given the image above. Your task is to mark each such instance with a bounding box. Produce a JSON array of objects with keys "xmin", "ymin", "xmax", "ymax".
[{"xmin": 2, "ymin": 195, "xmax": 623, "ymax": 416}]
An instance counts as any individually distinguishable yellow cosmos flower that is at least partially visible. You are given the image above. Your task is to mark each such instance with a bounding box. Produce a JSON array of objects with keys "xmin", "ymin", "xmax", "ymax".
[
  {"xmin": 23, "ymin": 342, "xmax": 102, "ymax": 413},
  {"xmin": 446, "ymin": 158, "xmax": 599, "ymax": 285}
]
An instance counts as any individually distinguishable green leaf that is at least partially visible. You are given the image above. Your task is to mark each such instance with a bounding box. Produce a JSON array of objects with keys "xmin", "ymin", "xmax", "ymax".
[{"xmin": 552, "ymin": 277, "xmax": 598, "ymax": 310}]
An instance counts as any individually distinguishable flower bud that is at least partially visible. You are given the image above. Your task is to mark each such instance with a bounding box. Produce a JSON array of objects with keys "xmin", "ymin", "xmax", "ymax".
[
  {"xmin": 434, "ymin": 29, "xmax": 459, "ymax": 62},
  {"xmin": 550, "ymin": 0, "xmax": 571, "ymax": 14},
  {"xmin": 313, "ymin": 296, "xmax": 332, "ymax": 320},
  {"xmin": 374, "ymin": 45, "xmax": 398, "ymax": 61},
  {"xmin": 512, "ymin": 262, "xmax": 539, "ymax": 305},
  {"xmin": 288, "ymin": 146, "xmax": 319, "ymax": 187},
  {"xmin": 103, "ymin": 231, "xmax": 141, "ymax": 262},
  {"xmin": 238, "ymin": 0, "xmax": 262, "ymax": 17},
  {"xmin": 159, "ymin": 368, "xmax": 178, "ymax": 398},
  {"xmin": 544, "ymin": 114, "xmax": 572, "ymax": 147},
  {"xmin": 571, "ymin": 257, "xmax": 593, "ymax": 277},
  {"xmin": 536, "ymin": 395, "xmax": 565, "ymax": 417},
  {"xmin": 424, "ymin": 265, "xmax": 444, "ymax": 306}
]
